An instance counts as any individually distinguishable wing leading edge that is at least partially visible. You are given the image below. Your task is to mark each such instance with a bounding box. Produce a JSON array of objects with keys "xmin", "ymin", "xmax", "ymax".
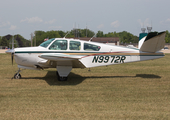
[
  {"xmin": 39, "ymin": 53, "xmax": 83, "ymax": 61},
  {"xmin": 38, "ymin": 53, "xmax": 86, "ymax": 68}
]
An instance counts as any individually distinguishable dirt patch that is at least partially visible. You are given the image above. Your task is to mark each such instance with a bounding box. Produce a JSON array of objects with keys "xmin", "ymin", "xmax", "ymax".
[
  {"xmin": 0, "ymin": 49, "xmax": 7, "ymax": 53},
  {"xmin": 160, "ymin": 49, "xmax": 170, "ymax": 53}
]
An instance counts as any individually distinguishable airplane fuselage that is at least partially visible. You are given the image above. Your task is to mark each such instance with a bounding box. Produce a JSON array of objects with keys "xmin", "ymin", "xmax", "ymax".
[
  {"xmin": 13, "ymin": 38, "xmax": 164, "ymax": 69},
  {"xmin": 6, "ymin": 36, "xmax": 165, "ymax": 80}
]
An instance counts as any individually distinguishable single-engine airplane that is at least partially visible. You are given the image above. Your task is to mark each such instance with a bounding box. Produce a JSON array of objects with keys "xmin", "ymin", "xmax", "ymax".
[{"xmin": 6, "ymin": 31, "xmax": 166, "ymax": 81}]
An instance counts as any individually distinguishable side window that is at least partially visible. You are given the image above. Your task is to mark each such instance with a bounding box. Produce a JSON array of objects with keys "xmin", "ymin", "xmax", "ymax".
[
  {"xmin": 69, "ymin": 41, "xmax": 81, "ymax": 50},
  {"xmin": 49, "ymin": 40, "xmax": 67, "ymax": 50},
  {"xmin": 84, "ymin": 43, "xmax": 101, "ymax": 51}
]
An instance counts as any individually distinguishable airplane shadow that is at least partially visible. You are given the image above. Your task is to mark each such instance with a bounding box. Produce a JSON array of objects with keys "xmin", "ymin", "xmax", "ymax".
[{"xmin": 22, "ymin": 71, "xmax": 161, "ymax": 86}]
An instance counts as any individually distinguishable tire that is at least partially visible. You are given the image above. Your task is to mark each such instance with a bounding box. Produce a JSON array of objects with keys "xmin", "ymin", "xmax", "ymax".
[
  {"xmin": 56, "ymin": 71, "xmax": 67, "ymax": 81},
  {"xmin": 59, "ymin": 76, "xmax": 67, "ymax": 81},
  {"xmin": 14, "ymin": 73, "xmax": 21, "ymax": 79}
]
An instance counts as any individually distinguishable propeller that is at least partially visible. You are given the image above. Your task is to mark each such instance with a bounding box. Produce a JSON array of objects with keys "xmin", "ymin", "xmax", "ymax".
[
  {"xmin": 11, "ymin": 52, "xmax": 14, "ymax": 65},
  {"xmin": 6, "ymin": 35, "xmax": 15, "ymax": 65},
  {"xmin": 6, "ymin": 49, "xmax": 15, "ymax": 65}
]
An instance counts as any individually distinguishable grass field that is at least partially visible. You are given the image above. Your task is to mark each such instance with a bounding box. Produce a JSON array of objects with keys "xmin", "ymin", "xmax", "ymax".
[{"xmin": 0, "ymin": 53, "xmax": 170, "ymax": 120}]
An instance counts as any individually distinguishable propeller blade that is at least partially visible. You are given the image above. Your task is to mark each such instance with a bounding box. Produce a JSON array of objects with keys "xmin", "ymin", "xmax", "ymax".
[
  {"xmin": 12, "ymin": 53, "xmax": 14, "ymax": 65},
  {"xmin": 6, "ymin": 49, "xmax": 15, "ymax": 65}
]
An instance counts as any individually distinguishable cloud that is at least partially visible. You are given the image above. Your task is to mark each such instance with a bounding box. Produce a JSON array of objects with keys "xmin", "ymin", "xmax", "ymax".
[
  {"xmin": 160, "ymin": 18, "xmax": 170, "ymax": 25},
  {"xmin": 9, "ymin": 25, "xmax": 17, "ymax": 30},
  {"xmin": 138, "ymin": 18, "xmax": 151, "ymax": 27},
  {"xmin": 0, "ymin": 21, "xmax": 10, "ymax": 28},
  {"xmin": 21, "ymin": 17, "xmax": 43, "ymax": 23},
  {"xmin": 111, "ymin": 20, "xmax": 120, "ymax": 28},
  {"xmin": 45, "ymin": 19, "xmax": 56, "ymax": 24},
  {"xmin": 97, "ymin": 24, "xmax": 104, "ymax": 29},
  {"xmin": 48, "ymin": 26, "xmax": 62, "ymax": 29}
]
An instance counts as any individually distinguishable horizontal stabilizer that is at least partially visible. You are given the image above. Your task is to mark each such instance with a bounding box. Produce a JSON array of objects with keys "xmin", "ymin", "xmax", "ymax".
[{"xmin": 139, "ymin": 32, "xmax": 166, "ymax": 53}]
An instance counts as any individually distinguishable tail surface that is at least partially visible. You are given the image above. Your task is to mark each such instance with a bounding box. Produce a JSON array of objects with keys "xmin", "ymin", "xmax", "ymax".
[{"xmin": 138, "ymin": 32, "xmax": 166, "ymax": 53}]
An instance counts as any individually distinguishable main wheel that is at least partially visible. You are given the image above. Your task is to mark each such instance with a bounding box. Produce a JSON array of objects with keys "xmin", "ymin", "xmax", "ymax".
[
  {"xmin": 56, "ymin": 71, "xmax": 67, "ymax": 81},
  {"xmin": 59, "ymin": 76, "xmax": 67, "ymax": 81},
  {"xmin": 14, "ymin": 73, "xmax": 21, "ymax": 79}
]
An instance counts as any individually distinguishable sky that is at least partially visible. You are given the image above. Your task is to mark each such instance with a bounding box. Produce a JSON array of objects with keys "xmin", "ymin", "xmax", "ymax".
[{"xmin": 0, "ymin": 0, "xmax": 170, "ymax": 40}]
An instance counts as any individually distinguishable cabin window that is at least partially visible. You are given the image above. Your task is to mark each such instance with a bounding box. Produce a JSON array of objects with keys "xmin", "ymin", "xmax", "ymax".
[
  {"xmin": 39, "ymin": 38, "xmax": 55, "ymax": 48},
  {"xmin": 84, "ymin": 43, "xmax": 101, "ymax": 51},
  {"xmin": 69, "ymin": 41, "xmax": 81, "ymax": 50},
  {"xmin": 49, "ymin": 40, "xmax": 67, "ymax": 50}
]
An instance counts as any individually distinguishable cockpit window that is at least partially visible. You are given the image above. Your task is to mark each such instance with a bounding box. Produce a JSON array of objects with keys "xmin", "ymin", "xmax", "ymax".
[
  {"xmin": 84, "ymin": 43, "xmax": 101, "ymax": 51},
  {"xmin": 69, "ymin": 41, "xmax": 81, "ymax": 50},
  {"xmin": 39, "ymin": 38, "xmax": 55, "ymax": 48},
  {"xmin": 49, "ymin": 40, "xmax": 67, "ymax": 50}
]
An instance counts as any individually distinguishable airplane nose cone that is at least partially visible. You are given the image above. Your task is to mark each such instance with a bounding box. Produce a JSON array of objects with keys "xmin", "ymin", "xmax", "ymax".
[{"xmin": 6, "ymin": 49, "xmax": 15, "ymax": 54}]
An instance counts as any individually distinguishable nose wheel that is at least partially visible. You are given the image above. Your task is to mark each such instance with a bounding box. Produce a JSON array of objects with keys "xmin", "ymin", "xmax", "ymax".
[
  {"xmin": 14, "ymin": 73, "xmax": 21, "ymax": 79},
  {"xmin": 13, "ymin": 68, "xmax": 22, "ymax": 79}
]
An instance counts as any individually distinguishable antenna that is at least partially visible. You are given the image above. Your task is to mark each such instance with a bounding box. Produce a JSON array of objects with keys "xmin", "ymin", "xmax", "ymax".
[
  {"xmin": 141, "ymin": 28, "xmax": 146, "ymax": 33},
  {"xmin": 74, "ymin": 22, "xmax": 77, "ymax": 38},
  {"xmin": 12, "ymin": 35, "xmax": 14, "ymax": 49},
  {"xmin": 31, "ymin": 33, "xmax": 33, "ymax": 47},
  {"xmin": 86, "ymin": 24, "xmax": 87, "ymax": 37},
  {"xmin": 89, "ymin": 33, "xmax": 96, "ymax": 42},
  {"xmin": 34, "ymin": 31, "xmax": 36, "ymax": 46},
  {"xmin": 63, "ymin": 31, "xmax": 70, "ymax": 38},
  {"xmin": 9, "ymin": 35, "xmax": 17, "ymax": 49},
  {"xmin": 147, "ymin": 20, "xmax": 152, "ymax": 33},
  {"xmin": 147, "ymin": 26, "xmax": 152, "ymax": 33}
]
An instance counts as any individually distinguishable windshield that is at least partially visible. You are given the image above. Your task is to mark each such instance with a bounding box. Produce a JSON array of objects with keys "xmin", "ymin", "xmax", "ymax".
[
  {"xmin": 49, "ymin": 40, "xmax": 67, "ymax": 50},
  {"xmin": 39, "ymin": 38, "xmax": 55, "ymax": 48}
]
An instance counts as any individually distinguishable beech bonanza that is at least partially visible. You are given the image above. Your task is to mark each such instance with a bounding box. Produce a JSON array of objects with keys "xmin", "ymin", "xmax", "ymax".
[{"xmin": 6, "ymin": 32, "xmax": 166, "ymax": 81}]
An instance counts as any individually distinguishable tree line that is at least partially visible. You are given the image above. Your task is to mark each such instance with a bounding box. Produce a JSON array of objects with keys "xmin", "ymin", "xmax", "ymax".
[
  {"xmin": 0, "ymin": 29, "xmax": 170, "ymax": 48},
  {"xmin": 33, "ymin": 29, "xmax": 139, "ymax": 46},
  {"xmin": 0, "ymin": 34, "xmax": 30, "ymax": 49}
]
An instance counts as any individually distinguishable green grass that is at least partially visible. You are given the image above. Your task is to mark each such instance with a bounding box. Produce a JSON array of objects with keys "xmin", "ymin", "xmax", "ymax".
[{"xmin": 0, "ymin": 53, "xmax": 170, "ymax": 119}]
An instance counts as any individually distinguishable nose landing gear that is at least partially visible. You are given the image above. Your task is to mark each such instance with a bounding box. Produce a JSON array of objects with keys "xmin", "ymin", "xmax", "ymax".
[
  {"xmin": 14, "ymin": 73, "xmax": 21, "ymax": 79},
  {"xmin": 13, "ymin": 68, "xmax": 22, "ymax": 79}
]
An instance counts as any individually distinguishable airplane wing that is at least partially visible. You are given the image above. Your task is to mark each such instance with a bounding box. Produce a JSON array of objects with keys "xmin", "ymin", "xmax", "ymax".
[
  {"xmin": 38, "ymin": 53, "xmax": 85, "ymax": 68},
  {"xmin": 39, "ymin": 53, "xmax": 83, "ymax": 61}
]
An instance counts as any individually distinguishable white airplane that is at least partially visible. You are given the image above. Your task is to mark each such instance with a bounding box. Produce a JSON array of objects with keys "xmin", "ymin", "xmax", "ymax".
[{"xmin": 6, "ymin": 31, "xmax": 166, "ymax": 81}]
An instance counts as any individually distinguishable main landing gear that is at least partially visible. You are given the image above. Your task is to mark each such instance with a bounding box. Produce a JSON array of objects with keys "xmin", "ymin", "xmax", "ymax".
[
  {"xmin": 56, "ymin": 71, "xmax": 68, "ymax": 81},
  {"xmin": 13, "ymin": 68, "xmax": 22, "ymax": 79}
]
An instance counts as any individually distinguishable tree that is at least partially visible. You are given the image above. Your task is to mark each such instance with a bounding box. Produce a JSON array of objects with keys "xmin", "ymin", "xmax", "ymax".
[
  {"xmin": 85, "ymin": 29, "xmax": 95, "ymax": 37},
  {"xmin": 105, "ymin": 32, "xmax": 119, "ymax": 37},
  {"xmin": 96, "ymin": 31, "xmax": 104, "ymax": 37},
  {"xmin": 35, "ymin": 30, "xmax": 62, "ymax": 45},
  {"xmin": 58, "ymin": 30, "xmax": 65, "ymax": 37},
  {"xmin": 165, "ymin": 30, "xmax": 170, "ymax": 43},
  {"xmin": 118, "ymin": 31, "xmax": 138, "ymax": 43},
  {"xmin": 0, "ymin": 36, "xmax": 2, "ymax": 46},
  {"xmin": 0, "ymin": 37, "xmax": 8, "ymax": 47}
]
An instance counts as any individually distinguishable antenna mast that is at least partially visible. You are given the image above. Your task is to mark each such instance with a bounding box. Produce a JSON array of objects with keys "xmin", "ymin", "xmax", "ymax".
[
  {"xmin": 89, "ymin": 33, "xmax": 96, "ymax": 42},
  {"xmin": 31, "ymin": 33, "xmax": 33, "ymax": 47},
  {"xmin": 63, "ymin": 31, "xmax": 70, "ymax": 38},
  {"xmin": 34, "ymin": 31, "xmax": 36, "ymax": 46},
  {"xmin": 9, "ymin": 35, "xmax": 17, "ymax": 49},
  {"xmin": 12, "ymin": 35, "xmax": 14, "ymax": 49},
  {"xmin": 86, "ymin": 23, "xmax": 87, "ymax": 37}
]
